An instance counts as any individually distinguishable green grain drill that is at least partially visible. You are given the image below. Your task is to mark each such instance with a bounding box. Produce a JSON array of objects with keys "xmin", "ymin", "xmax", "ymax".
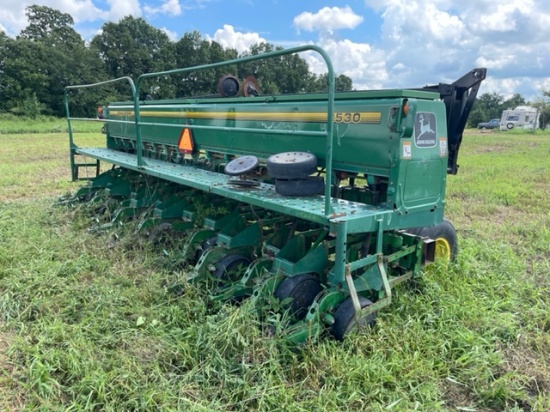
[{"xmin": 64, "ymin": 45, "xmax": 486, "ymax": 342}]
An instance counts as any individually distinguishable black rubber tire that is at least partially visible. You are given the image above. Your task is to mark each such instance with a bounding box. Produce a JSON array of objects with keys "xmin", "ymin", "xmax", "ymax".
[
  {"xmin": 408, "ymin": 219, "xmax": 458, "ymax": 261},
  {"xmin": 274, "ymin": 273, "xmax": 322, "ymax": 320},
  {"xmin": 218, "ymin": 75, "xmax": 240, "ymax": 97},
  {"xmin": 331, "ymin": 296, "xmax": 376, "ymax": 341},
  {"xmin": 507, "ymin": 123, "xmax": 514, "ymax": 130},
  {"xmin": 212, "ymin": 253, "xmax": 250, "ymax": 282},
  {"xmin": 275, "ymin": 177, "xmax": 324, "ymax": 196},
  {"xmin": 266, "ymin": 152, "xmax": 317, "ymax": 179}
]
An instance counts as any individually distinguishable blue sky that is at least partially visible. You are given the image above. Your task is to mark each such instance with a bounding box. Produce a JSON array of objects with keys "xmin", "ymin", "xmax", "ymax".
[{"xmin": 1, "ymin": 0, "xmax": 550, "ymax": 101}]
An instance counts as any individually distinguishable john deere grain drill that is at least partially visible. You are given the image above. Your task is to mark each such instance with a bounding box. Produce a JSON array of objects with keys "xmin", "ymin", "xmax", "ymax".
[{"xmin": 64, "ymin": 45, "xmax": 486, "ymax": 341}]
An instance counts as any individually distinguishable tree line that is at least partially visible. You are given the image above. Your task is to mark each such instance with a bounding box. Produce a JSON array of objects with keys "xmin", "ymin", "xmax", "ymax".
[
  {"xmin": 2, "ymin": 5, "xmax": 549, "ymax": 128},
  {"xmin": 0, "ymin": 5, "xmax": 353, "ymax": 118}
]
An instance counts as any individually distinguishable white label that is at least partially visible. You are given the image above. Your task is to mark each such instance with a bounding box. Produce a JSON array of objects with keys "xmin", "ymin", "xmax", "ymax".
[
  {"xmin": 403, "ymin": 141, "xmax": 412, "ymax": 159},
  {"xmin": 439, "ymin": 138, "xmax": 448, "ymax": 157}
]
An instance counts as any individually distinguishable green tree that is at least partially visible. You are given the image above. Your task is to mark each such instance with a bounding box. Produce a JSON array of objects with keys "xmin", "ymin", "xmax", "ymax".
[
  {"xmin": 307, "ymin": 73, "xmax": 353, "ymax": 92},
  {"xmin": 237, "ymin": 43, "xmax": 316, "ymax": 95},
  {"xmin": 532, "ymin": 88, "xmax": 550, "ymax": 129},
  {"xmin": 1, "ymin": 5, "xmax": 107, "ymax": 117},
  {"xmin": 173, "ymin": 31, "xmax": 238, "ymax": 97},
  {"xmin": 468, "ymin": 92, "xmax": 504, "ymax": 127},
  {"xmin": 90, "ymin": 16, "xmax": 176, "ymax": 100},
  {"xmin": 502, "ymin": 93, "xmax": 526, "ymax": 110},
  {"xmin": 18, "ymin": 5, "xmax": 83, "ymax": 50}
]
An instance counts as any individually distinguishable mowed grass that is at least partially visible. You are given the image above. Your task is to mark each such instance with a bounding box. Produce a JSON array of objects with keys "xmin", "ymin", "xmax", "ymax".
[{"xmin": 0, "ymin": 126, "xmax": 549, "ymax": 411}]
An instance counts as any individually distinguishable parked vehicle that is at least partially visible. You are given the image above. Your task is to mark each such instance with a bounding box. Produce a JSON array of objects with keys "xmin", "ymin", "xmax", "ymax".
[
  {"xmin": 500, "ymin": 106, "xmax": 538, "ymax": 131},
  {"xmin": 477, "ymin": 119, "xmax": 500, "ymax": 129}
]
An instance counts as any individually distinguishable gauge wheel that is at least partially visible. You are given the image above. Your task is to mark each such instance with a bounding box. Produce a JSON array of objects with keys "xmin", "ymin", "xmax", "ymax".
[
  {"xmin": 212, "ymin": 253, "xmax": 251, "ymax": 282},
  {"xmin": 274, "ymin": 273, "xmax": 322, "ymax": 320},
  {"xmin": 408, "ymin": 219, "xmax": 458, "ymax": 262},
  {"xmin": 507, "ymin": 123, "xmax": 514, "ymax": 130},
  {"xmin": 266, "ymin": 152, "xmax": 318, "ymax": 179},
  {"xmin": 274, "ymin": 177, "xmax": 324, "ymax": 196},
  {"xmin": 331, "ymin": 296, "xmax": 377, "ymax": 341}
]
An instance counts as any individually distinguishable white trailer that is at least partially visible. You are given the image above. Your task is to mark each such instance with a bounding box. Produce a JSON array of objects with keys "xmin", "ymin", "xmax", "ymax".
[{"xmin": 500, "ymin": 106, "xmax": 538, "ymax": 131}]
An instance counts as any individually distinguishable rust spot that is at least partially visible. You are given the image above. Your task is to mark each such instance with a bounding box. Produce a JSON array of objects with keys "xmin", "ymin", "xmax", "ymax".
[{"xmin": 329, "ymin": 212, "xmax": 347, "ymax": 219}]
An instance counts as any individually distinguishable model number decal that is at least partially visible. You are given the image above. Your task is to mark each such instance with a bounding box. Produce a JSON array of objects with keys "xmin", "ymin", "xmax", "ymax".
[
  {"xmin": 334, "ymin": 112, "xmax": 362, "ymax": 123},
  {"xmin": 334, "ymin": 112, "xmax": 381, "ymax": 124}
]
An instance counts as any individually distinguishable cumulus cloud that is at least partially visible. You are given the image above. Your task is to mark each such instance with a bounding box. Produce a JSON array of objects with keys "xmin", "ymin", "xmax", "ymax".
[
  {"xmin": 105, "ymin": 0, "xmax": 142, "ymax": 21},
  {"xmin": 305, "ymin": 37, "xmax": 388, "ymax": 90},
  {"xmin": 293, "ymin": 6, "xmax": 363, "ymax": 33},
  {"xmin": 363, "ymin": 0, "xmax": 550, "ymax": 97},
  {"xmin": 144, "ymin": 0, "xmax": 182, "ymax": 17},
  {"xmin": 209, "ymin": 24, "xmax": 266, "ymax": 53},
  {"xmin": 161, "ymin": 27, "xmax": 179, "ymax": 41}
]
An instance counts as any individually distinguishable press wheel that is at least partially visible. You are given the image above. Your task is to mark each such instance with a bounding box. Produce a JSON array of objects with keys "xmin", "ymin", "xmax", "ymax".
[
  {"xmin": 274, "ymin": 273, "xmax": 322, "ymax": 320},
  {"xmin": 212, "ymin": 253, "xmax": 251, "ymax": 282},
  {"xmin": 331, "ymin": 296, "xmax": 377, "ymax": 341}
]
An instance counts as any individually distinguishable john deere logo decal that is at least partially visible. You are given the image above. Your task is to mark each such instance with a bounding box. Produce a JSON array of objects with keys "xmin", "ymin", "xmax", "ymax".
[{"xmin": 414, "ymin": 112, "xmax": 437, "ymax": 148}]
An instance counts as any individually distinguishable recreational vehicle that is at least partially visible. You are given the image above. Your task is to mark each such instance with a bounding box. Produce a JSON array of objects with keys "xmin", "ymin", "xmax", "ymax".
[{"xmin": 500, "ymin": 106, "xmax": 538, "ymax": 131}]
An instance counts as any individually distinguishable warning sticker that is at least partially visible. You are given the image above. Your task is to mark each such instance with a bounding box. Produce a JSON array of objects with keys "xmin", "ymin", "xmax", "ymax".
[
  {"xmin": 403, "ymin": 141, "xmax": 412, "ymax": 159},
  {"xmin": 439, "ymin": 137, "xmax": 448, "ymax": 157}
]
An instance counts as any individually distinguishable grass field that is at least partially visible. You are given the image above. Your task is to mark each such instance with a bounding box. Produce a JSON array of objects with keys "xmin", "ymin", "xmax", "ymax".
[{"xmin": 0, "ymin": 123, "xmax": 549, "ymax": 411}]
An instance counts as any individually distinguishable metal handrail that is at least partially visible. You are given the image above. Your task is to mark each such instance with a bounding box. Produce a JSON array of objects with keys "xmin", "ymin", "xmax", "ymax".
[
  {"xmin": 64, "ymin": 77, "xmax": 137, "ymax": 180},
  {"xmin": 65, "ymin": 45, "xmax": 336, "ymax": 216},
  {"xmin": 135, "ymin": 45, "xmax": 336, "ymax": 216}
]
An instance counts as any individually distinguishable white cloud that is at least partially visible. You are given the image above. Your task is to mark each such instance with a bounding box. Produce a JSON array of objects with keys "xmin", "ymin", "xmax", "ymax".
[
  {"xmin": 293, "ymin": 6, "xmax": 363, "ymax": 33},
  {"xmin": 160, "ymin": 26, "xmax": 178, "ymax": 41},
  {"xmin": 209, "ymin": 24, "xmax": 266, "ymax": 53},
  {"xmin": 105, "ymin": 0, "xmax": 142, "ymax": 21},
  {"xmin": 305, "ymin": 37, "xmax": 388, "ymax": 90},
  {"xmin": 144, "ymin": 0, "xmax": 182, "ymax": 17},
  {"xmin": 361, "ymin": 0, "xmax": 550, "ymax": 99}
]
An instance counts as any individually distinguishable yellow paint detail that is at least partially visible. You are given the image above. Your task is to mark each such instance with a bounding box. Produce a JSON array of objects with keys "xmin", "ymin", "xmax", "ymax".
[
  {"xmin": 109, "ymin": 110, "xmax": 382, "ymax": 124},
  {"xmin": 434, "ymin": 237, "xmax": 452, "ymax": 261}
]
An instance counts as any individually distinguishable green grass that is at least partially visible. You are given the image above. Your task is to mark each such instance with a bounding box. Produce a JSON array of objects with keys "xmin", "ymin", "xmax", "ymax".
[
  {"xmin": 0, "ymin": 114, "xmax": 102, "ymax": 134},
  {"xmin": 1, "ymin": 127, "xmax": 549, "ymax": 411}
]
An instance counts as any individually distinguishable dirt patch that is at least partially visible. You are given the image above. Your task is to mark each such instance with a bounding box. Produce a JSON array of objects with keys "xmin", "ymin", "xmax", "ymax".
[
  {"xmin": 441, "ymin": 377, "xmax": 493, "ymax": 412},
  {"xmin": 496, "ymin": 336, "xmax": 550, "ymax": 409}
]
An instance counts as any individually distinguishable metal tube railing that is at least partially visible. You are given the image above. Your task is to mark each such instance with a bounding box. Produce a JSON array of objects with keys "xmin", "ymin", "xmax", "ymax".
[
  {"xmin": 135, "ymin": 45, "xmax": 335, "ymax": 216},
  {"xmin": 65, "ymin": 45, "xmax": 336, "ymax": 216},
  {"xmin": 64, "ymin": 77, "xmax": 137, "ymax": 180}
]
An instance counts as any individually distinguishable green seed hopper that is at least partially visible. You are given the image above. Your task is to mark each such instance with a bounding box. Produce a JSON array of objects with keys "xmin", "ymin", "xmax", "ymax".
[{"xmin": 64, "ymin": 45, "xmax": 486, "ymax": 342}]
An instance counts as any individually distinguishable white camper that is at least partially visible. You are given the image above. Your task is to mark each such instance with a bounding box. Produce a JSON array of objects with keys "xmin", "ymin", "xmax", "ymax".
[{"xmin": 500, "ymin": 106, "xmax": 538, "ymax": 131}]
